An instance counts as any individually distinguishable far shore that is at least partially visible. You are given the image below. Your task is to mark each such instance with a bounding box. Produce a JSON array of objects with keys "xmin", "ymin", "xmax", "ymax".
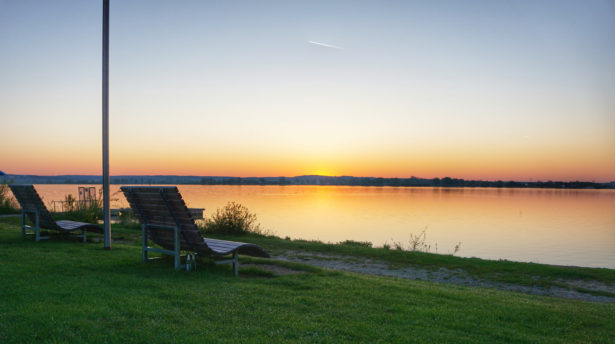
[{"xmin": 2, "ymin": 173, "xmax": 614, "ymax": 190}]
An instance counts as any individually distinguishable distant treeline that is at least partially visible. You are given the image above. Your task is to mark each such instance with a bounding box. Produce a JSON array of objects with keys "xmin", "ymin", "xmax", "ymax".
[
  {"xmin": 197, "ymin": 176, "xmax": 613, "ymax": 189},
  {"xmin": 2, "ymin": 174, "xmax": 614, "ymax": 189}
]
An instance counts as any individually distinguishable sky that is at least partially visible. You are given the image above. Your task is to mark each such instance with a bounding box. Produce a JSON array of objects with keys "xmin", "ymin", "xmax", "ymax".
[{"xmin": 1, "ymin": 0, "xmax": 614, "ymax": 181}]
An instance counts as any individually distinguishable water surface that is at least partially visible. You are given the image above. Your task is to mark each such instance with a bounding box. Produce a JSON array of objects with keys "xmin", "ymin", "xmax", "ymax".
[{"xmin": 34, "ymin": 185, "xmax": 615, "ymax": 268}]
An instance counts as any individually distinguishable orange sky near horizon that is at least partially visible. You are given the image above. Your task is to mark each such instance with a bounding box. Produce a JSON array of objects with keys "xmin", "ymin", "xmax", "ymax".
[{"xmin": 3, "ymin": 133, "xmax": 614, "ymax": 182}]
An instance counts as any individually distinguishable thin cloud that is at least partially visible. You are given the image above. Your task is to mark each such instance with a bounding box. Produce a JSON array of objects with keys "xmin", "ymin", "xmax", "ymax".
[{"xmin": 308, "ymin": 40, "xmax": 342, "ymax": 49}]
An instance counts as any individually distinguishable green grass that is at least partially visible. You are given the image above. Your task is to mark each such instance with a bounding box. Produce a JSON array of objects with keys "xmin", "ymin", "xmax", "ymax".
[
  {"xmin": 2, "ymin": 214, "xmax": 614, "ymax": 290},
  {"xmin": 0, "ymin": 220, "xmax": 614, "ymax": 343}
]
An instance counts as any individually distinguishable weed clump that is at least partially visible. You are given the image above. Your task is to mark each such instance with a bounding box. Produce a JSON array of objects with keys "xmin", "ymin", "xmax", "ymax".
[
  {"xmin": 409, "ymin": 230, "xmax": 430, "ymax": 252},
  {"xmin": 382, "ymin": 230, "xmax": 462, "ymax": 255},
  {"xmin": 199, "ymin": 202, "xmax": 263, "ymax": 235}
]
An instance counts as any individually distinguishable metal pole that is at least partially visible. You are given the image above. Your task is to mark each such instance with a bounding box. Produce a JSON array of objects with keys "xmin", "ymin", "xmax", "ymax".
[{"xmin": 102, "ymin": 0, "xmax": 111, "ymax": 249}]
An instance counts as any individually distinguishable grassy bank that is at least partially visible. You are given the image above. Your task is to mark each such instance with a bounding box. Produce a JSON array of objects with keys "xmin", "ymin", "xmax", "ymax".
[
  {"xmin": 222, "ymin": 233, "xmax": 615, "ymax": 290},
  {"xmin": 0, "ymin": 220, "xmax": 614, "ymax": 343}
]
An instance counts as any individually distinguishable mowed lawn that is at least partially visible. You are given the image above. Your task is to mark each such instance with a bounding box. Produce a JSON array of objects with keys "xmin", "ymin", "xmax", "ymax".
[{"xmin": 0, "ymin": 221, "xmax": 613, "ymax": 343}]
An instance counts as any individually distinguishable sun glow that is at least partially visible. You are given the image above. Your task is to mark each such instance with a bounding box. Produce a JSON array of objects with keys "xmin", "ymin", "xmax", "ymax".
[{"xmin": 308, "ymin": 169, "xmax": 336, "ymax": 177}]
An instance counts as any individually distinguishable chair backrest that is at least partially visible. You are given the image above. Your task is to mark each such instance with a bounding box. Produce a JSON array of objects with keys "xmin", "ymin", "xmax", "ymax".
[
  {"xmin": 8, "ymin": 184, "xmax": 60, "ymax": 230},
  {"xmin": 120, "ymin": 186, "xmax": 208, "ymax": 252}
]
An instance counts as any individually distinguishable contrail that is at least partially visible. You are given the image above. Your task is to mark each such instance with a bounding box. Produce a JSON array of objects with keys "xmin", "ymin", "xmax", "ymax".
[{"xmin": 308, "ymin": 40, "xmax": 342, "ymax": 49}]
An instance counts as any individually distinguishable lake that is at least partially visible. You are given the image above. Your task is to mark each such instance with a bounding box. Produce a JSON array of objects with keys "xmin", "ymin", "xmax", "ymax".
[{"xmin": 33, "ymin": 184, "xmax": 615, "ymax": 269}]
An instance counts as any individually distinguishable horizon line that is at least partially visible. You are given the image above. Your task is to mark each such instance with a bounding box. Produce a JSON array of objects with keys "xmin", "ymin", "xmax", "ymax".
[{"xmin": 2, "ymin": 172, "xmax": 613, "ymax": 184}]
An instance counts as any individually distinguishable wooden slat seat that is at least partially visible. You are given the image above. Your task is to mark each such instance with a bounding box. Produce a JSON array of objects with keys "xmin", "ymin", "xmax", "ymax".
[
  {"xmin": 120, "ymin": 186, "xmax": 269, "ymax": 275},
  {"xmin": 8, "ymin": 184, "xmax": 102, "ymax": 242}
]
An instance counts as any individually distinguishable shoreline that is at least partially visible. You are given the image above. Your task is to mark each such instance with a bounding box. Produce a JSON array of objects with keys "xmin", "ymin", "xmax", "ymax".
[
  {"xmin": 268, "ymin": 250, "xmax": 615, "ymax": 303},
  {"xmin": 208, "ymin": 232, "xmax": 615, "ymax": 303}
]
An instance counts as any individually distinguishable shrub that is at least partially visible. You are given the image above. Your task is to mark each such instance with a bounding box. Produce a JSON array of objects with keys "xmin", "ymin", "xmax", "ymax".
[
  {"xmin": 199, "ymin": 202, "xmax": 263, "ymax": 235},
  {"xmin": 55, "ymin": 194, "xmax": 102, "ymax": 223},
  {"xmin": 0, "ymin": 183, "xmax": 19, "ymax": 214}
]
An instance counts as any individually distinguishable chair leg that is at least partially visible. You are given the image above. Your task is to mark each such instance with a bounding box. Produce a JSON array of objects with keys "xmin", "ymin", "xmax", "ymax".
[
  {"xmin": 174, "ymin": 226, "xmax": 181, "ymax": 270},
  {"xmin": 21, "ymin": 211, "xmax": 26, "ymax": 238},
  {"xmin": 34, "ymin": 212, "xmax": 40, "ymax": 242},
  {"xmin": 233, "ymin": 251, "xmax": 238, "ymax": 277},
  {"xmin": 82, "ymin": 229, "xmax": 87, "ymax": 243},
  {"xmin": 214, "ymin": 252, "xmax": 239, "ymax": 276},
  {"xmin": 141, "ymin": 224, "xmax": 148, "ymax": 262}
]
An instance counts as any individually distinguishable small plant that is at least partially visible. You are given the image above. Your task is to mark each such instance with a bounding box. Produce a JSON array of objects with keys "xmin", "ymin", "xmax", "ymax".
[
  {"xmin": 392, "ymin": 240, "xmax": 404, "ymax": 251},
  {"xmin": 406, "ymin": 229, "xmax": 462, "ymax": 255},
  {"xmin": 382, "ymin": 242, "xmax": 391, "ymax": 250},
  {"xmin": 199, "ymin": 202, "xmax": 264, "ymax": 235},
  {"xmin": 408, "ymin": 229, "xmax": 431, "ymax": 252},
  {"xmin": 64, "ymin": 194, "xmax": 77, "ymax": 210},
  {"xmin": 453, "ymin": 242, "xmax": 462, "ymax": 255}
]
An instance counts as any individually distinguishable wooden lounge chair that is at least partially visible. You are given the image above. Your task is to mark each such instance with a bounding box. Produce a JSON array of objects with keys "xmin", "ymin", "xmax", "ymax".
[
  {"xmin": 120, "ymin": 186, "xmax": 269, "ymax": 275},
  {"xmin": 8, "ymin": 184, "xmax": 102, "ymax": 242}
]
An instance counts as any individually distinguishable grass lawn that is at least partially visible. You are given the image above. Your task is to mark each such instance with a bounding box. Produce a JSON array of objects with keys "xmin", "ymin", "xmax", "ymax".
[{"xmin": 0, "ymin": 220, "xmax": 614, "ymax": 343}]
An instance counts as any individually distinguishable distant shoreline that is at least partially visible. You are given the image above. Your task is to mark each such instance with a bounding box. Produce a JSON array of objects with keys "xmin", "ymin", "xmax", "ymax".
[{"xmin": 2, "ymin": 174, "xmax": 613, "ymax": 190}]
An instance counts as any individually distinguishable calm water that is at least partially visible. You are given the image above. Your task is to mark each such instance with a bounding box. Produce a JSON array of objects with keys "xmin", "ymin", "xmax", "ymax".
[{"xmin": 34, "ymin": 185, "xmax": 615, "ymax": 269}]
